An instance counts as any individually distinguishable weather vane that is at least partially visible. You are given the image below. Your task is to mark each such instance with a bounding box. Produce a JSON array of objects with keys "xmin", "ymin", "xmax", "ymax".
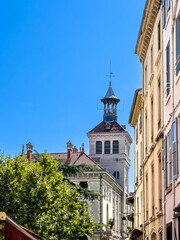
[{"xmin": 106, "ymin": 60, "xmax": 114, "ymax": 85}]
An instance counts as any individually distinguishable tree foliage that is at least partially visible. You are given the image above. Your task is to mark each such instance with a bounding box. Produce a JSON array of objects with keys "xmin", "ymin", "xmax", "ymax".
[{"xmin": 0, "ymin": 154, "xmax": 96, "ymax": 240}]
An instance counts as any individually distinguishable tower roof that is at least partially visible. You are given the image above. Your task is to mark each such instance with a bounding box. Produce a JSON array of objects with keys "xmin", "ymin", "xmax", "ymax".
[
  {"xmin": 87, "ymin": 121, "xmax": 125, "ymax": 134},
  {"xmin": 101, "ymin": 81, "xmax": 120, "ymax": 103}
]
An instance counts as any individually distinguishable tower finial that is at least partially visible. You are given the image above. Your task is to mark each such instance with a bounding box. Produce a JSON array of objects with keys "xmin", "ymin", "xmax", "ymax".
[{"xmin": 106, "ymin": 60, "xmax": 114, "ymax": 85}]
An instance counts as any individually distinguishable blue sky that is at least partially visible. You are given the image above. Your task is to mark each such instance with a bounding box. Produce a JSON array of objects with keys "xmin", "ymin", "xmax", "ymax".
[{"xmin": 0, "ymin": 0, "xmax": 145, "ymax": 191}]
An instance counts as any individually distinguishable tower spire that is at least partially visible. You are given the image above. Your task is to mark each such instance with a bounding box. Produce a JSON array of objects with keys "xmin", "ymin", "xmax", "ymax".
[{"xmin": 101, "ymin": 65, "xmax": 120, "ymax": 122}]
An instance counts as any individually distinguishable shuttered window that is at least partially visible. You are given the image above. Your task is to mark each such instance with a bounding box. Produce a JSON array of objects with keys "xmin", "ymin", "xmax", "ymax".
[
  {"xmin": 164, "ymin": 136, "xmax": 167, "ymax": 189},
  {"xmin": 172, "ymin": 118, "xmax": 178, "ymax": 180},
  {"xmin": 113, "ymin": 141, "xmax": 119, "ymax": 154},
  {"xmin": 169, "ymin": 127, "xmax": 172, "ymax": 184},
  {"xmin": 166, "ymin": 41, "xmax": 171, "ymax": 96},
  {"xmin": 96, "ymin": 141, "xmax": 102, "ymax": 154},
  {"xmin": 105, "ymin": 141, "xmax": 110, "ymax": 154}
]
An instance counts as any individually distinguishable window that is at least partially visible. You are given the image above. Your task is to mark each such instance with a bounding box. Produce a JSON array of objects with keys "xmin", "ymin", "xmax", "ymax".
[
  {"xmin": 172, "ymin": 118, "xmax": 178, "ymax": 180},
  {"xmin": 144, "ymin": 66, "xmax": 147, "ymax": 92},
  {"xmin": 158, "ymin": 21, "xmax": 161, "ymax": 51},
  {"xmin": 139, "ymin": 114, "xmax": 142, "ymax": 131},
  {"xmin": 151, "ymin": 45, "xmax": 153, "ymax": 73},
  {"xmin": 146, "ymin": 173, "xmax": 148, "ymax": 220},
  {"xmin": 176, "ymin": 18, "xmax": 180, "ymax": 75},
  {"xmin": 158, "ymin": 78, "xmax": 161, "ymax": 129},
  {"xmin": 166, "ymin": 222, "xmax": 172, "ymax": 240},
  {"xmin": 151, "ymin": 164, "xmax": 154, "ymax": 216},
  {"xmin": 163, "ymin": 0, "xmax": 170, "ymax": 27},
  {"xmin": 96, "ymin": 141, "xmax": 102, "ymax": 154},
  {"xmin": 166, "ymin": 40, "xmax": 170, "ymax": 96},
  {"xmin": 113, "ymin": 171, "xmax": 119, "ymax": 179},
  {"xmin": 169, "ymin": 127, "xmax": 172, "ymax": 184},
  {"xmin": 164, "ymin": 136, "xmax": 167, "ymax": 189},
  {"xmin": 137, "ymin": 197, "xmax": 139, "ymax": 227},
  {"xmin": 80, "ymin": 182, "xmax": 88, "ymax": 188},
  {"xmin": 145, "ymin": 112, "xmax": 148, "ymax": 154},
  {"xmin": 113, "ymin": 141, "xmax": 119, "ymax": 154},
  {"xmin": 136, "ymin": 152, "xmax": 138, "ymax": 182},
  {"xmin": 136, "ymin": 126, "xmax": 138, "ymax": 142},
  {"xmin": 158, "ymin": 153, "xmax": 162, "ymax": 211},
  {"xmin": 105, "ymin": 141, "xmax": 110, "ymax": 154},
  {"xmin": 151, "ymin": 96, "xmax": 154, "ymax": 142}
]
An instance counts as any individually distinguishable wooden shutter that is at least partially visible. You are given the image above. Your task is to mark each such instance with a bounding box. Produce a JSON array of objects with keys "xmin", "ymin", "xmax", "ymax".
[
  {"xmin": 164, "ymin": 136, "xmax": 167, "ymax": 189},
  {"xmin": 172, "ymin": 118, "xmax": 178, "ymax": 180},
  {"xmin": 169, "ymin": 127, "xmax": 172, "ymax": 184}
]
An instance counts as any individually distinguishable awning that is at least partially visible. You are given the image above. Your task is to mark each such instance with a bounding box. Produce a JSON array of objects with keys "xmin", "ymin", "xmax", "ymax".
[
  {"xmin": 130, "ymin": 228, "xmax": 143, "ymax": 238},
  {"xmin": 0, "ymin": 212, "xmax": 44, "ymax": 240}
]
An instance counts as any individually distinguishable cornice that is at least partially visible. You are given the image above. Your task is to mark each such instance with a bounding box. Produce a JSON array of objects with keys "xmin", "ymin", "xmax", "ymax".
[
  {"xmin": 135, "ymin": 0, "xmax": 161, "ymax": 62},
  {"xmin": 130, "ymin": 92, "xmax": 142, "ymax": 127}
]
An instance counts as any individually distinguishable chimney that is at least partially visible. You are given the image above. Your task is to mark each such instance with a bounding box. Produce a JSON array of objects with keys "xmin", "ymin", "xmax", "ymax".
[
  {"xmin": 73, "ymin": 146, "xmax": 78, "ymax": 153},
  {"xmin": 82, "ymin": 143, "xmax": 84, "ymax": 153},
  {"xmin": 26, "ymin": 142, "xmax": 33, "ymax": 160},
  {"xmin": 80, "ymin": 147, "xmax": 81, "ymax": 152},
  {"xmin": 22, "ymin": 144, "xmax": 24, "ymax": 155},
  {"xmin": 67, "ymin": 140, "xmax": 73, "ymax": 159}
]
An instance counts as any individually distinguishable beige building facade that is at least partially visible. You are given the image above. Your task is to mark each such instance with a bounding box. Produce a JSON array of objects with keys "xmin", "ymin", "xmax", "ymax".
[
  {"xmin": 129, "ymin": 89, "xmax": 143, "ymax": 240},
  {"xmin": 135, "ymin": 0, "xmax": 163, "ymax": 239}
]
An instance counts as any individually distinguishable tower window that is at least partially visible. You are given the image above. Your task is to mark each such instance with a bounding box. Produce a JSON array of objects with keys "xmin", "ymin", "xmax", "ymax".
[
  {"xmin": 113, "ymin": 171, "xmax": 119, "ymax": 179},
  {"xmin": 96, "ymin": 141, "xmax": 102, "ymax": 154},
  {"xmin": 104, "ymin": 141, "xmax": 110, "ymax": 154},
  {"xmin": 113, "ymin": 141, "xmax": 119, "ymax": 154}
]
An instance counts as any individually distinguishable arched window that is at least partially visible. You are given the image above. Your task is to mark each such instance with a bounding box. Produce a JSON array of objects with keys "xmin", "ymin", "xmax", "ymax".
[
  {"xmin": 113, "ymin": 141, "xmax": 119, "ymax": 154},
  {"xmin": 117, "ymin": 171, "xmax": 119, "ymax": 179},
  {"xmin": 113, "ymin": 171, "xmax": 116, "ymax": 178},
  {"xmin": 104, "ymin": 141, "xmax": 110, "ymax": 154},
  {"xmin": 96, "ymin": 141, "xmax": 102, "ymax": 154}
]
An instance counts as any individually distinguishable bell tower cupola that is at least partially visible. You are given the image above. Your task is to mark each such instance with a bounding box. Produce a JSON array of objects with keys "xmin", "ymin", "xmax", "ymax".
[{"xmin": 101, "ymin": 80, "xmax": 120, "ymax": 122}]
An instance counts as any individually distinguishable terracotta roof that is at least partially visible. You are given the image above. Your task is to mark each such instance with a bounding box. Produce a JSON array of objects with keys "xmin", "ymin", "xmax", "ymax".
[
  {"xmin": 88, "ymin": 121, "xmax": 126, "ymax": 134},
  {"xmin": 48, "ymin": 152, "xmax": 103, "ymax": 169}
]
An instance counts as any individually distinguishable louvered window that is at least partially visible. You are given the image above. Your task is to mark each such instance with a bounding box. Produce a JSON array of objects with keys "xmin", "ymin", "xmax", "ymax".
[
  {"xmin": 164, "ymin": 136, "xmax": 167, "ymax": 189},
  {"xmin": 105, "ymin": 141, "xmax": 110, "ymax": 154},
  {"xmin": 166, "ymin": 41, "xmax": 170, "ymax": 96},
  {"xmin": 172, "ymin": 118, "xmax": 178, "ymax": 180},
  {"xmin": 96, "ymin": 141, "xmax": 102, "ymax": 154},
  {"xmin": 169, "ymin": 127, "xmax": 172, "ymax": 184},
  {"xmin": 113, "ymin": 141, "xmax": 119, "ymax": 154}
]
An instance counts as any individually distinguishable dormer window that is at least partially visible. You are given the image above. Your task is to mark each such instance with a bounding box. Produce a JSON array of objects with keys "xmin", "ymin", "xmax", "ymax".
[{"xmin": 106, "ymin": 122, "xmax": 111, "ymax": 130}]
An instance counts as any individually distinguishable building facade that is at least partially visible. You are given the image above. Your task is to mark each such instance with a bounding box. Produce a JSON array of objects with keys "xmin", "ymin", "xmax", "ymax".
[
  {"xmin": 87, "ymin": 81, "xmax": 132, "ymax": 234},
  {"xmin": 135, "ymin": 0, "xmax": 163, "ymax": 239},
  {"xmin": 25, "ymin": 141, "xmax": 124, "ymax": 240},
  {"xmin": 128, "ymin": 89, "xmax": 143, "ymax": 240},
  {"xmin": 162, "ymin": 0, "xmax": 180, "ymax": 239}
]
